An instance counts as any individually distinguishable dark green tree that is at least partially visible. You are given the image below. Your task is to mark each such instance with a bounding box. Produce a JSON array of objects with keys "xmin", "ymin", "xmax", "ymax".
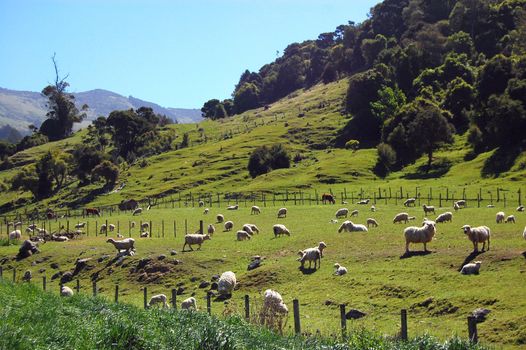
[{"xmin": 92, "ymin": 160, "xmax": 119, "ymax": 189}]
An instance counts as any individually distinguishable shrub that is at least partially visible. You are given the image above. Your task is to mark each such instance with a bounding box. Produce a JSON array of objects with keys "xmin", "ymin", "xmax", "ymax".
[
  {"xmin": 345, "ymin": 139, "xmax": 360, "ymax": 151},
  {"xmin": 248, "ymin": 144, "xmax": 290, "ymax": 178}
]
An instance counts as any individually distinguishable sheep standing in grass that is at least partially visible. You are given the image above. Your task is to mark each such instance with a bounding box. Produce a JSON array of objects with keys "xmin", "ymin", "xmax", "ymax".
[
  {"xmin": 100, "ymin": 224, "xmax": 107, "ymax": 234},
  {"xmin": 350, "ymin": 209, "xmax": 359, "ymax": 217},
  {"xmin": 106, "ymin": 238, "xmax": 135, "ymax": 253},
  {"xmin": 262, "ymin": 289, "xmax": 289, "ymax": 319},
  {"xmin": 297, "ymin": 242, "xmax": 327, "ymax": 269},
  {"xmin": 109, "ymin": 224, "xmax": 116, "ymax": 232},
  {"xmin": 237, "ymin": 230, "xmax": 252, "ymax": 241},
  {"xmin": 462, "ymin": 225, "xmax": 490, "ymax": 253},
  {"xmin": 277, "ymin": 208, "xmax": 287, "ymax": 218},
  {"xmin": 60, "ymin": 286, "xmax": 74, "ymax": 297},
  {"xmin": 455, "ymin": 200, "xmax": 467, "ymax": 208},
  {"xmin": 207, "ymin": 224, "xmax": 215, "ymax": 236},
  {"xmin": 181, "ymin": 297, "xmax": 197, "ymax": 310},
  {"xmin": 148, "ymin": 294, "xmax": 168, "ymax": 308},
  {"xmin": 224, "ymin": 221, "xmax": 234, "ymax": 231},
  {"xmin": 403, "ymin": 198, "xmax": 416, "ymax": 207},
  {"xmin": 517, "ymin": 205, "xmax": 525, "ymax": 212},
  {"xmin": 454, "ymin": 202, "xmax": 460, "ymax": 211},
  {"xmin": 243, "ymin": 224, "xmax": 260, "ymax": 234},
  {"xmin": 435, "ymin": 212, "xmax": 453, "ymax": 223},
  {"xmin": 357, "ymin": 199, "xmax": 370, "ymax": 205},
  {"xmin": 370, "ymin": 206, "xmax": 376, "ymax": 212},
  {"xmin": 335, "ymin": 208, "xmax": 349, "ymax": 218},
  {"xmin": 216, "ymin": 214, "xmax": 225, "ymax": 223},
  {"xmin": 404, "ymin": 222, "xmax": 436, "ymax": 253},
  {"xmin": 366, "ymin": 218, "xmax": 378, "ymax": 228},
  {"xmin": 203, "ymin": 208, "xmax": 209, "ymax": 215},
  {"xmin": 496, "ymin": 212, "xmax": 505, "ymax": 224},
  {"xmin": 338, "ymin": 220, "xmax": 368, "ymax": 233},
  {"xmin": 9, "ymin": 230, "xmax": 21, "ymax": 240},
  {"xmin": 183, "ymin": 233, "xmax": 211, "ymax": 251},
  {"xmin": 75, "ymin": 222, "xmax": 86, "ymax": 229},
  {"xmin": 227, "ymin": 205, "xmax": 239, "ymax": 210},
  {"xmin": 273, "ymin": 224, "xmax": 290, "ymax": 237},
  {"xmin": 251, "ymin": 206, "xmax": 261, "ymax": 215},
  {"xmin": 132, "ymin": 208, "xmax": 143, "ymax": 216},
  {"xmin": 393, "ymin": 213, "xmax": 410, "ymax": 224},
  {"xmin": 218, "ymin": 271, "xmax": 237, "ymax": 296},
  {"xmin": 423, "ymin": 205, "xmax": 435, "ymax": 215},
  {"xmin": 141, "ymin": 222, "xmax": 149, "ymax": 231},
  {"xmin": 461, "ymin": 261, "xmax": 482, "ymax": 275},
  {"xmin": 505, "ymin": 215, "xmax": 516, "ymax": 223},
  {"xmin": 334, "ymin": 263, "xmax": 348, "ymax": 276}
]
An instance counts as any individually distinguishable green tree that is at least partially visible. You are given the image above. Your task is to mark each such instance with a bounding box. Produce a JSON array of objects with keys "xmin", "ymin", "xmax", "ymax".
[
  {"xmin": 442, "ymin": 77, "xmax": 474, "ymax": 132},
  {"xmin": 247, "ymin": 144, "xmax": 290, "ymax": 178},
  {"xmin": 201, "ymin": 99, "xmax": 221, "ymax": 119},
  {"xmin": 477, "ymin": 54, "xmax": 513, "ymax": 101},
  {"xmin": 234, "ymin": 83, "xmax": 260, "ymax": 114},
  {"xmin": 72, "ymin": 144, "xmax": 106, "ymax": 185},
  {"xmin": 92, "ymin": 160, "xmax": 119, "ymax": 189},
  {"xmin": 370, "ymin": 86, "xmax": 406, "ymax": 121}
]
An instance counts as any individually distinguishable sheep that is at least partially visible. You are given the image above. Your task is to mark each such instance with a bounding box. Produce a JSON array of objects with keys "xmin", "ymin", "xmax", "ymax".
[
  {"xmin": 181, "ymin": 297, "xmax": 197, "ymax": 310},
  {"xmin": 207, "ymin": 224, "xmax": 215, "ymax": 236},
  {"xmin": 262, "ymin": 289, "xmax": 288, "ymax": 316},
  {"xmin": 36, "ymin": 227, "xmax": 48, "ymax": 235},
  {"xmin": 217, "ymin": 271, "xmax": 237, "ymax": 296},
  {"xmin": 75, "ymin": 222, "xmax": 86, "ymax": 229},
  {"xmin": 27, "ymin": 224, "xmax": 37, "ymax": 230},
  {"xmin": 216, "ymin": 214, "xmax": 224, "ymax": 223},
  {"xmin": 116, "ymin": 233, "xmax": 123, "ymax": 238},
  {"xmin": 106, "ymin": 238, "xmax": 135, "ymax": 252},
  {"xmin": 423, "ymin": 205, "xmax": 435, "ymax": 215},
  {"xmin": 297, "ymin": 242, "xmax": 327, "ymax": 269},
  {"xmin": 338, "ymin": 220, "xmax": 368, "ymax": 233},
  {"xmin": 237, "ymin": 230, "xmax": 252, "ymax": 241},
  {"xmin": 366, "ymin": 218, "xmax": 378, "ymax": 228},
  {"xmin": 403, "ymin": 198, "xmax": 416, "ymax": 207},
  {"xmin": 198, "ymin": 200, "xmax": 205, "ymax": 207},
  {"xmin": 455, "ymin": 200, "xmax": 467, "ymax": 208},
  {"xmin": 251, "ymin": 206, "xmax": 261, "ymax": 215},
  {"xmin": 335, "ymin": 208, "xmax": 349, "ymax": 218},
  {"xmin": 131, "ymin": 221, "xmax": 136, "ymax": 228},
  {"xmin": 132, "ymin": 208, "xmax": 143, "ymax": 216},
  {"xmin": 435, "ymin": 212, "xmax": 453, "ymax": 223},
  {"xmin": 243, "ymin": 224, "xmax": 260, "ymax": 234},
  {"xmin": 462, "ymin": 225, "xmax": 490, "ymax": 253},
  {"xmin": 370, "ymin": 205, "xmax": 376, "ymax": 212},
  {"xmin": 393, "ymin": 213, "xmax": 410, "ymax": 224},
  {"xmin": 183, "ymin": 233, "xmax": 211, "ymax": 251},
  {"xmin": 404, "ymin": 222, "xmax": 436, "ymax": 253},
  {"xmin": 53, "ymin": 235, "xmax": 69, "ymax": 242},
  {"xmin": 523, "ymin": 226, "xmax": 526, "ymax": 240},
  {"xmin": 461, "ymin": 261, "xmax": 482, "ymax": 275},
  {"xmin": 224, "ymin": 221, "xmax": 234, "ymax": 231},
  {"xmin": 505, "ymin": 215, "xmax": 516, "ymax": 223},
  {"xmin": 148, "ymin": 294, "xmax": 168, "ymax": 308},
  {"xmin": 350, "ymin": 209, "xmax": 359, "ymax": 217},
  {"xmin": 517, "ymin": 205, "xmax": 525, "ymax": 212},
  {"xmin": 13, "ymin": 221, "xmax": 22, "ymax": 228},
  {"xmin": 203, "ymin": 208, "xmax": 209, "ymax": 215},
  {"xmin": 60, "ymin": 286, "xmax": 74, "ymax": 297},
  {"xmin": 357, "ymin": 199, "xmax": 369, "ymax": 205},
  {"xmin": 334, "ymin": 263, "xmax": 348, "ymax": 276},
  {"xmin": 141, "ymin": 222, "xmax": 149, "ymax": 231},
  {"xmin": 9, "ymin": 230, "xmax": 22, "ymax": 240},
  {"xmin": 273, "ymin": 224, "xmax": 290, "ymax": 237},
  {"xmin": 140, "ymin": 231, "xmax": 149, "ymax": 238},
  {"xmin": 25, "ymin": 227, "xmax": 34, "ymax": 234},
  {"xmin": 277, "ymin": 208, "xmax": 287, "ymax": 218},
  {"xmin": 496, "ymin": 211, "xmax": 505, "ymax": 224},
  {"xmin": 100, "ymin": 224, "xmax": 107, "ymax": 234},
  {"xmin": 109, "ymin": 224, "xmax": 116, "ymax": 232},
  {"xmin": 227, "ymin": 205, "xmax": 239, "ymax": 210},
  {"xmin": 487, "ymin": 204, "xmax": 495, "ymax": 208},
  {"xmin": 454, "ymin": 202, "xmax": 460, "ymax": 211}
]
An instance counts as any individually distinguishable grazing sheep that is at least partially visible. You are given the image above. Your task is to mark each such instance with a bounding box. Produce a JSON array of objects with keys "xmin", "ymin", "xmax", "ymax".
[
  {"xmin": 338, "ymin": 220, "xmax": 368, "ymax": 233},
  {"xmin": 181, "ymin": 297, "xmax": 197, "ymax": 310},
  {"xmin": 403, "ymin": 198, "xmax": 416, "ymax": 207},
  {"xmin": 148, "ymin": 294, "xmax": 168, "ymax": 308},
  {"xmin": 350, "ymin": 209, "xmax": 359, "ymax": 217},
  {"xmin": 109, "ymin": 224, "xmax": 116, "ymax": 232},
  {"xmin": 216, "ymin": 214, "xmax": 225, "ymax": 223},
  {"xmin": 370, "ymin": 205, "xmax": 376, "ymax": 212},
  {"xmin": 141, "ymin": 222, "xmax": 149, "ymax": 231},
  {"xmin": 207, "ymin": 224, "xmax": 215, "ymax": 236},
  {"xmin": 496, "ymin": 212, "xmax": 505, "ymax": 224},
  {"xmin": 435, "ymin": 212, "xmax": 453, "ymax": 223},
  {"xmin": 335, "ymin": 208, "xmax": 349, "ymax": 218},
  {"xmin": 100, "ymin": 224, "xmax": 107, "ymax": 234},
  {"xmin": 393, "ymin": 213, "xmax": 410, "ymax": 224},
  {"xmin": 243, "ymin": 224, "xmax": 260, "ymax": 234},
  {"xmin": 487, "ymin": 204, "xmax": 495, "ymax": 208},
  {"xmin": 227, "ymin": 205, "xmax": 239, "ymax": 210},
  {"xmin": 25, "ymin": 227, "xmax": 34, "ymax": 234},
  {"xmin": 237, "ymin": 230, "xmax": 252, "ymax": 241},
  {"xmin": 404, "ymin": 222, "xmax": 436, "ymax": 253},
  {"xmin": 106, "ymin": 238, "xmax": 135, "ymax": 252},
  {"xmin": 140, "ymin": 231, "xmax": 149, "ymax": 238},
  {"xmin": 517, "ymin": 205, "xmax": 525, "ymax": 212},
  {"xmin": 9, "ymin": 230, "xmax": 22, "ymax": 240},
  {"xmin": 461, "ymin": 261, "xmax": 482, "ymax": 275},
  {"xmin": 203, "ymin": 208, "xmax": 209, "ymax": 215},
  {"xmin": 262, "ymin": 289, "xmax": 288, "ymax": 316},
  {"xmin": 366, "ymin": 218, "xmax": 378, "ymax": 228},
  {"xmin": 273, "ymin": 224, "xmax": 290, "ymax": 237},
  {"xmin": 198, "ymin": 200, "xmax": 205, "ymax": 207},
  {"xmin": 334, "ymin": 263, "xmax": 348, "ymax": 276},
  {"xmin": 75, "ymin": 222, "xmax": 86, "ymax": 229},
  {"xmin": 27, "ymin": 224, "xmax": 37, "ymax": 230},
  {"xmin": 132, "ymin": 208, "xmax": 143, "ymax": 216},
  {"xmin": 297, "ymin": 242, "xmax": 327, "ymax": 269},
  {"xmin": 277, "ymin": 208, "xmax": 287, "ymax": 218},
  {"xmin": 224, "ymin": 221, "xmax": 234, "ymax": 231},
  {"xmin": 462, "ymin": 225, "xmax": 491, "ymax": 252},
  {"xmin": 454, "ymin": 202, "xmax": 460, "ymax": 211},
  {"xmin": 183, "ymin": 233, "xmax": 211, "ymax": 251},
  {"xmin": 53, "ymin": 235, "xmax": 69, "ymax": 242},
  {"xmin": 423, "ymin": 205, "xmax": 435, "ymax": 215},
  {"xmin": 505, "ymin": 215, "xmax": 516, "ymax": 223},
  {"xmin": 251, "ymin": 206, "xmax": 261, "ymax": 215},
  {"xmin": 455, "ymin": 200, "xmax": 467, "ymax": 208},
  {"xmin": 357, "ymin": 199, "xmax": 370, "ymax": 205},
  {"xmin": 218, "ymin": 271, "xmax": 237, "ymax": 296},
  {"xmin": 60, "ymin": 286, "xmax": 74, "ymax": 297}
]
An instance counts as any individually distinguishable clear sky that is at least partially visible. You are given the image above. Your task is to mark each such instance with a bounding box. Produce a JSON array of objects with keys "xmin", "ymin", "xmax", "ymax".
[{"xmin": 0, "ymin": 0, "xmax": 379, "ymax": 109}]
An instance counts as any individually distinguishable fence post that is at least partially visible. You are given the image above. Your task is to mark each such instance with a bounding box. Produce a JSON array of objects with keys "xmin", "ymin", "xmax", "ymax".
[
  {"xmin": 401, "ymin": 309, "xmax": 408, "ymax": 341},
  {"xmin": 185, "ymin": 219, "xmax": 188, "ymax": 235},
  {"xmin": 172, "ymin": 288, "xmax": 177, "ymax": 309},
  {"xmin": 468, "ymin": 316, "xmax": 478, "ymax": 343},
  {"xmin": 200, "ymin": 220, "xmax": 204, "ymax": 235},
  {"xmin": 174, "ymin": 220, "xmax": 176, "ymax": 238},
  {"xmin": 144, "ymin": 287, "xmax": 148, "ymax": 309},
  {"xmin": 115, "ymin": 285, "xmax": 119, "ymax": 303},
  {"xmin": 340, "ymin": 304, "xmax": 346, "ymax": 338},
  {"xmin": 518, "ymin": 189, "xmax": 522, "ymax": 206},
  {"xmin": 150, "ymin": 221, "xmax": 153, "ymax": 238},
  {"xmin": 93, "ymin": 281, "xmax": 97, "ymax": 297},
  {"xmin": 0, "ymin": 266, "xmax": 2, "ymax": 279},
  {"xmin": 105, "ymin": 219, "xmax": 108, "ymax": 237},
  {"xmin": 293, "ymin": 299, "xmax": 301, "ymax": 335},
  {"xmin": 42, "ymin": 276, "xmax": 46, "ymax": 291},
  {"xmin": 162, "ymin": 220, "xmax": 165, "ymax": 238},
  {"xmin": 207, "ymin": 292, "xmax": 211, "ymax": 315},
  {"xmin": 76, "ymin": 279, "xmax": 80, "ymax": 293},
  {"xmin": 12, "ymin": 268, "xmax": 16, "ymax": 282},
  {"xmin": 244, "ymin": 295, "xmax": 250, "ymax": 321}
]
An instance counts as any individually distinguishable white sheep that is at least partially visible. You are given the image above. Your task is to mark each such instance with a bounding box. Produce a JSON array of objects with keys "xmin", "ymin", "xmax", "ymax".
[
  {"xmin": 297, "ymin": 242, "xmax": 327, "ymax": 269},
  {"xmin": 262, "ymin": 289, "xmax": 288, "ymax": 315},
  {"xmin": 338, "ymin": 220, "xmax": 368, "ymax": 233},
  {"xmin": 273, "ymin": 224, "xmax": 290, "ymax": 237},
  {"xmin": 454, "ymin": 202, "xmax": 460, "ymax": 211},
  {"xmin": 462, "ymin": 225, "xmax": 490, "ymax": 253},
  {"xmin": 218, "ymin": 271, "xmax": 237, "ymax": 296},
  {"xmin": 505, "ymin": 215, "xmax": 515, "ymax": 223},
  {"xmin": 60, "ymin": 286, "xmax": 74, "ymax": 297},
  {"xmin": 370, "ymin": 205, "xmax": 376, "ymax": 212},
  {"xmin": 455, "ymin": 200, "xmax": 467, "ymax": 208},
  {"xmin": 487, "ymin": 204, "xmax": 495, "ymax": 208},
  {"xmin": 207, "ymin": 224, "xmax": 215, "ymax": 236},
  {"xmin": 403, "ymin": 198, "xmax": 416, "ymax": 207},
  {"xmin": 141, "ymin": 222, "xmax": 149, "ymax": 231},
  {"xmin": 106, "ymin": 238, "xmax": 135, "ymax": 252},
  {"xmin": 203, "ymin": 208, "xmax": 209, "ymax": 215},
  {"xmin": 216, "ymin": 214, "xmax": 225, "ymax": 223},
  {"xmin": 357, "ymin": 199, "xmax": 369, "ymax": 205},
  {"xmin": 366, "ymin": 218, "xmax": 378, "ymax": 228},
  {"xmin": 9, "ymin": 230, "xmax": 21, "ymax": 240},
  {"xmin": 181, "ymin": 297, "xmax": 197, "ymax": 310},
  {"xmin": 393, "ymin": 213, "xmax": 410, "ymax": 224},
  {"xmin": 140, "ymin": 231, "xmax": 149, "ymax": 238},
  {"xmin": 236, "ymin": 230, "xmax": 252, "ymax": 241},
  {"xmin": 109, "ymin": 224, "xmax": 116, "ymax": 232},
  {"xmin": 224, "ymin": 221, "xmax": 234, "ymax": 231},
  {"xmin": 435, "ymin": 212, "xmax": 453, "ymax": 223},
  {"xmin": 227, "ymin": 205, "xmax": 239, "ymax": 210},
  {"xmin": 461, "ymin": 261, "xmax": 482, "ymax": 275},
  {"xmin": 251, "ymin": 206, "xmax": 261, "ymax": 215},
  {"xmin": 350, "ymin": 209, "xmax": 359, "ymax": 217},
  {"xmin": 496, "ymin": 211, "xmax": 505, "ymax": 224},
  {"xmin": 100, "ymin": 224, "xmax": 107, "ymax": 234},
  {"xmin": 277, "ymin": 208, "xmax": 287, "ymax": 218},
  {"xmin": 243, "ymin": 224, "xmax": 260, "ymax": 234},
  {"xmin": 198, "ymin": 200, "xmax": 205, "ymax": 207},
  {"xmin": 75, "ymin": 222, "xmax": 86, "ymax": 229},
  {"xmin": 334, "ymin": 263, "xmax": 348, "ymax": 276},
  {"xmin": 183, "ymin": 233, "xmax": 211, "ymax": 251},
  {"xmin": 404, "ymin": 222, "xmax": 436, "ymax": 253},
  {"xmin": 132, "ymin": 208, "xmax": 143, "ymax": 216},
  {"xmin": 335, "ymin": 208, "xmax": 349, "ymax": 218},
  {"xmin": 517, "ymin": 205, "xmax": 525, "ymax": 212},
  {"xmin": 148, "ymin": 294, "xmax": 168, "ymax": 308},
  {"xmin": 423, "ymin": 205, "xmax": 435, "ymax": 215},
  {"xmin": 53, "ymin": 235, "xmax": 69, "ymax": 242}
]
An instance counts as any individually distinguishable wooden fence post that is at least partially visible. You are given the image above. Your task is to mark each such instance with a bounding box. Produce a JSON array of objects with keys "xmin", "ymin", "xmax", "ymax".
[
  {"xmin": 144, "ymin": 287, "xmax": 148, "ymax": 309},
  {"xmin": 12, "ymin": 268, "xmax": 16, "ymax": 282},
  {"xmin": 172, "ymin": 289, "xmax": 177, "ymax": 309},
  {"xmin": 244, "ymin": 295, "xmax": 250, "ymax": 321},
  {"xmin": 401, "ymin": 309, "xmax": 408, "ymax": 341},
  {"xmin": 105, "ymin": 219, "xmax": 108, "ymax": 237},
  {"xmin": 340, "ymin": 304, "xmax": 346, "ymax": 338},
  {"xmin": 174, "ymin": 220, "xmax": 176, "ymax": 238},
  {"xmin": 293, "ymin": 299, "xmax": 301, "ymax": 335},
  {"xmin": 42, "ymin": 276, "xmax": 46, "ymax": 291},
  {"xmin": 200, "ymin": 220, "xmax": 204, "ymax": 235},
  {"xmin": 162, "ymin": 220, "xmax": 165, "ymax": 238},
  {"xmin": 185, "ymin": 219, "xmax": 188, "ymax": 235},
  {"xmin": 468, "ymin": 316, "xmax": 478, "ymax": 343},
  {"xmin": 115, "ymin": 285, "xmax": 119, "ymax": 303},
  {"xmin": 0, "ymin": 266, "xmax": 2, "ymax": 279},
  {"xmin": 150, "ymin": 220, "xmax": 153, "ymax": 238},
  {"xmin": 93, "ymin": 281, "xmax": 97, "ymax": 297},
  {"xmin": 76, "ymin": 279, "xmax": 80, "ymax": 293},
  {"xmin": 207, "ymin": 292, "xmax": 211, "ymax": 315}
]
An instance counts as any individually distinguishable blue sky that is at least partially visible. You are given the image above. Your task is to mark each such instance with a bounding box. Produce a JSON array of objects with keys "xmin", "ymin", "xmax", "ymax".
[{"xmin": 0, "ymin": 0, "xmax": 379, "ymax": 109}]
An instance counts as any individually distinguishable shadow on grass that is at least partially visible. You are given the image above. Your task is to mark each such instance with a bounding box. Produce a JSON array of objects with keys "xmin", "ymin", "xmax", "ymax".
[
  {"xmin": 522, "ymin": 251, "xmax": 526, "ymax": 260},
  {"xmin": 403, "ymin": 159, "xmax": 452, "ymax": 180},
  {"xmin": 67, "ymin": 187, "xmax": 106, "ymax": 207},
  {"xmin": 481, "ymin": 146, "xmax": 521, "ymax": 178},
  {"xmin": 458, "ymin": 250, "xmax": 484, "ymax": 271},
  {"xmin": 299, "ymin": 266, "xmax": 318, "ymax": 275},
  {"xmin": 399, "ymin": 250, "xmax": 432, "ymax": 259}
]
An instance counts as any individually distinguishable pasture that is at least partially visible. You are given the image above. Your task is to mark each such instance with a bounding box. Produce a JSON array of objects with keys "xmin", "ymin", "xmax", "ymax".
[{"xmin": 1, "ymin": 201, "xmax": 525, "ymax": 349}]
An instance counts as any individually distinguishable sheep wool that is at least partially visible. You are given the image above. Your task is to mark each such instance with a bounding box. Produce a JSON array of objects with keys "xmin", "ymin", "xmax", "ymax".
[
  {"xmin": 237, "ymin": 230, "xmax": 252, "ymax": 241},
  {"xmin": 218, "ymin": 271, "xmax": 237, "ymax": 296},
  {"xmin": 461, "ymin": 261, "xmax": 482, "ymax": 275},
  {"xmin": 181, "ymin": 297, "xmax": 197, "ymax": 310},
  {"xmin": 404, "ymin": 222, "xmax": 436, "ymax": 253}
]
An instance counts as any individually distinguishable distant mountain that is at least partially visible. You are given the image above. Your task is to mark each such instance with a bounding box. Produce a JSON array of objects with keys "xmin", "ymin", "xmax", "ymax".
[{"xmin": 0, "ymin": 87, "xmax": 202, "ymax": 134}]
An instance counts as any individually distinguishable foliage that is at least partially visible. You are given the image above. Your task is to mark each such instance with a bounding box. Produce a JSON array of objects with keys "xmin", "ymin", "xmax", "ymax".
[
  {"xmin": 248, "ymin": 144, "xmax": 290, "ymax": 178},
  {"xmin": 345, "ymin": 139, "xmax": 360, "ymax": 151},
  {"xmin": 16, "ymin": 133, "xmax": 48, "ymax": 152},
  {"xmin": 71, "ymin": 144, "xmax": 107, "ymax": 185},
  {"xmin": 92, "ymin": 160, "xmax": 119, "ymax": 188}
]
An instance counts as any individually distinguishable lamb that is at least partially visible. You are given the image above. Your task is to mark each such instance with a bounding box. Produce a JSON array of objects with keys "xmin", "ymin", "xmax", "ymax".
[
  {"xmin": 106, "ymin": 238, "xmax": 135, "ymax": 252},
  {"xmin": 435, "ymin": 212, "xmax": 453, "ymax": 223},
  {"xmin": 100, "ymin": 224, "xmax": 107, "ymax": 234},
  {"xmin": 140, "ymin": 231, "xmax": 149, "ymax": 238},
  {"xmin": 243, "ymin": 224, "xmax": 260, "ymax": 234},
  {"xmin": 454, "ymin": 202, "xmax": 460, "ymax": 211},
  {"xmin": 297, "ymin": 242, "xmax": 327, "ymax": 269},
  {"xmin": 60, "ymin": 286, "xmax": 74, "ymax": 297},
  {"xmin": 350, "ymin": 209, "xmax": 359, "ymax": 217},
  {"xmin": 273, "ymin": 224, "xmax": 290, "ymax": 237},
  {"xmin": 357, "ymin": 199, "xmax": 370, "ymax": 205},
  {"xmin": 487, "ymin": 204, "xmax": 495, "ymax": 208},
  {"xmin": 393, "ymin": 213, "xmax": 410, "ymax": 224},
  {"xmin": 218, "ymin": 271, "xmax": 237, "ymax": 296},
  {"xmin": 460, "ymin": 261, "xmax": 482, "ymax": 275},
  {"xmin": 455, "ymin": 200, "xmax": 467, "ymax": 208},
  {"xmin": 262, "ymin": 289, "xmax": 289, "ymax": 316},
  {"xmin": 9, "ymin": 230, "xmax": 22, "ymax": 240},
  {"xmin": 403, "ymin": 198, "xmax": 416, "ymax": 207},
  {"xmin": 75, "ymin": 222, "xmax": 86, "ymax": 229},
  {"xmin": 505, "ymin": 215, "xmax": 516, "ymax": 223},
  {"xmin": 181, "ymin": 297, "xmax": 197, "ymax": 310},
  {"xmin": 237, "ymin": 230, "xmax": 252, "ymax": 241},
  {"xmin": 334, "ymin": 263, "xmax": 348, "ymax": 276},
  {"xmin": 338, "ymin": 220, "xmax": 368, "ymax": 233},
  {"xmin": 198, "ymin": 200, "xmax": 205, "ymax": 207},
  {"xmin": 227, "ymin": 205, "xmax": 239, "ymax": 210},
  {"xmin": 148, "ymin": 294, "xmax": 168, "ymax": 308},
  {"xmin": 462, "ymin": 225, "xmax": 490, "ymax": 253},
  {"xmin": 207, "ymin": 224, "xmax": 215, "ymax": 236},
  {"xmin": 517, "ymin": 205, "xmax": 525, "ymax": 212},
  {"xmin": 182, "ymin": 233, "xmax": 211, "ymax": 251},
  {"xmin": 404, "ymin": 222, "xmax": 436, "ymax": 253},
  {"xmin": 224, "ymin": 221, "xmax": 234, "ymax": 231},
  {"xmin": 109, "ymin": 224, "xmax": 116, "ymax": 232},
  {"xmin": 277, "ymin": 208, "xmax": 287, "ymax": 218},
  {"xmin": 423, "ymin": 205, "xmax": 435, "ymax": 215},
  {"xmin": 203, "ymin": 208, "xmax": 209, "ymax": 215},
  {"xmin": 141, "ymin": 222, "xmax": 150, "ymax": 231},
  {"xmin": 132, "ymin": 208, "xmax": 143, "ymax": 216},
  {"xmin": 216, "ymin": 214, "xmax": 225, "ymax": 223},
  {"xmin": 366, "ymin": 218, "xmax": 378, "ymax": 228},
  {"xmin": 335, "ymin": 208, "xmax": 349, "ymax": 218},
  {"xmin": 496, "ymin": 211, "xmax": 505, "ymax": 223},
  {"xmin": 251, "ymin": 206, "xmax": 261, "ymax": 215},
  {"xmin": 370, "ymin": 205, "xmax": 376, "ymax": 212}
]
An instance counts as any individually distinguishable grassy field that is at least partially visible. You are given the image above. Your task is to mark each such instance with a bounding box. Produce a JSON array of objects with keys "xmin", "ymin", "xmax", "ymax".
[{"xmin": 1, "ymin": 201, "xmax": 525, "ymax": 348}]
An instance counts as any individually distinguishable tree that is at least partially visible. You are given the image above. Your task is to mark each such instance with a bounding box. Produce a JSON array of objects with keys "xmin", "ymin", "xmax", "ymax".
[
  {"xmin": 72, "ymin": 144, "xmax": 106, "ymax": 185},
  {"xmin": 247, "ymin": 144, "xmax": 290, "ymax": 178},
  {"xmin": 92, "ymin": 160, "xmax": 119, "ymax": 189},
  {"xmin": 477, "ymin": 54, "xmax": 513, "ymax": 101},
  {"xmin": 234, "ymin": 83, "xmax": 260, "ymax": 114},
  {"xmin": 201, "ymin": 99, "xmax": 221, "ymax": 119},
  {"xmin": 442, "ymin": 77, "xmax": 474, "ymax": 132}
]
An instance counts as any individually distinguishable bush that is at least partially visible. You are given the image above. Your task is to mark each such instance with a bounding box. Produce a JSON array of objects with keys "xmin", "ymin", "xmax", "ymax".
[
  {"xmin": 248, "ymin": 144, "xmax": 290, "ymax": 178},
  {"xmin": 345, "ymin": 139, "xmax": 360, "ymax": 151}
]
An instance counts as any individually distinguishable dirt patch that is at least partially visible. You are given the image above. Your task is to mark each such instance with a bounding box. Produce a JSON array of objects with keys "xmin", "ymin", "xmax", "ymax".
[
  {"xmin": 376, "ymin": 284, "xmax": 420, "ymax": 299},
  {"xmin": 242, "ymin": 270, "xmax": 279, "ymax": 289},
  {"xmin": 411, "ymin": 297, "xmax": 459, "ymax": 316}
]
